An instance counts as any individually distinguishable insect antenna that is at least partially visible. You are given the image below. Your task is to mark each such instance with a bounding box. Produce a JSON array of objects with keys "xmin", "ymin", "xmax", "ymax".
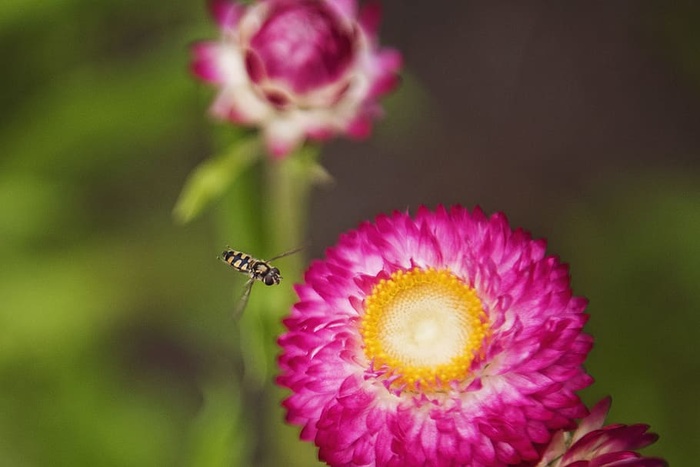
[{"xmin": 267, "ymin": 244, "xmax": 306, "ymax": 262}]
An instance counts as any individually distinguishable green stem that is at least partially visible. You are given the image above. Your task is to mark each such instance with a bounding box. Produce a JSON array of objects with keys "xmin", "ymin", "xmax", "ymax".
[
  {"xmin": 201, "ymin": 135, "xmax": 320, "ymax": 466},
  {"xmin": 264, "ymin": 148, "xmax": 316, "ymax": 274},
  {"xmin": 258, "ymin": 145, "xmax": 320, "ymax": 467}
]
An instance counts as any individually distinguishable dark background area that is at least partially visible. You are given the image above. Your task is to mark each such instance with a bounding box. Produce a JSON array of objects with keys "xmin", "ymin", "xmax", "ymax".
[
  {"xmin": 1, "ymin": 1, "xmax": 698, "ymax": 465},
  {"xmin": 319, "ymin": 1, "xmax": 700, "ymax": 236}
]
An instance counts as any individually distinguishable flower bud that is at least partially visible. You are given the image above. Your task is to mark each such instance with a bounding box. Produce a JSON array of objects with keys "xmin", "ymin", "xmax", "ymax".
[
  {"xmin": 192, "ymin": 0, "xmax": 402, "ymax": 157},
  {"xmin": 536, "ymin": 397, "xmax": 667, "ymax": 467}
]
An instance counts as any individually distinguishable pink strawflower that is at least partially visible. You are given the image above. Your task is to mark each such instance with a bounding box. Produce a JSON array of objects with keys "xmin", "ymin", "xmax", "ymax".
[
  {"xmin": 534, "ymin": 397, "xmax": 667, "ymax": 467},
  {"xmin": 278, "ymin": 206, "xmax": 594, "ymax": 466},
  {"xmin": 191, "ymin": 0, "xmax": 402, "ymax": 158}
]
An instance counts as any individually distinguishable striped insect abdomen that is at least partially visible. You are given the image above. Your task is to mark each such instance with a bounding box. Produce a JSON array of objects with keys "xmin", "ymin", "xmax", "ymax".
[{"xmin": 222, "ymin": 249, "xmax": 255, "ymax": 273}]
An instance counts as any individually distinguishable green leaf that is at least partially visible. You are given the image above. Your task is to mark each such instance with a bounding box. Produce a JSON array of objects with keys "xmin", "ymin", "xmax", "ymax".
[{"xmin": 173, "ymin": 137, "xmax": 262, "ymax": 224}]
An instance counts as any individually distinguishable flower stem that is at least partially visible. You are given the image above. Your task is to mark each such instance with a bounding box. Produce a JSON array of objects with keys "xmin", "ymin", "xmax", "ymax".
[
  {"xmin": 219, "ymin": 142, "xmax": 319, "ymax": 465},
  {"xmin": 256, "ymin": 145, "xmax": 320, "ymax": 466}
]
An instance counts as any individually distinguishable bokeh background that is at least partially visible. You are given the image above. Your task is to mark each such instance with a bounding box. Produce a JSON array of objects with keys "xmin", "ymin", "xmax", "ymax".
[{"xmin": 1, "ymin": 1, "xmax": 699, "ymax": 466}]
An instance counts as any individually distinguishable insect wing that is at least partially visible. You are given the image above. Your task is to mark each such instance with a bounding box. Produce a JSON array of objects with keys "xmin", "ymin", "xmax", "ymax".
[{"xmin": 233, "ymin": 277, "xmax": 255, "ymax": 319}]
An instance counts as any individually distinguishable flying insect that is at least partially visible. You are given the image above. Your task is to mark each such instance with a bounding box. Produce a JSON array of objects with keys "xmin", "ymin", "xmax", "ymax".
[{"xmin": 221, "ymin": 246, "xmax": 303, "ymax": 318}]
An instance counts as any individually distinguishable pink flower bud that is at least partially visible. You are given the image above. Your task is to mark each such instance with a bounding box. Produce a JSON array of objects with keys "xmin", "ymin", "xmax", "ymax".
[
  {"xmin": 192, "ymin": 0, "xmax": 402, "ymax": 158},
  {"xmin": 536, "ymin": 397, "xmax": 667, "ymax": 467}
]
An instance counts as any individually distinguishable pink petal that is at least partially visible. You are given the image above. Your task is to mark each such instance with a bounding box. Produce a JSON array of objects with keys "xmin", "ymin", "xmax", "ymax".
[
  {"xmin": 263, "ymin": 120, "xmax": 306, "ymax": 158},
  {"xmin": 190, "ymin": 42, "xmax": 227, "ymax": 84},
  {"xmin": 358, "ymin": 1, "xmax": 382, "ymax": 36},
  {"xmin": 208, "ymin": 0, "xmax": 244, "ymax": 30}
]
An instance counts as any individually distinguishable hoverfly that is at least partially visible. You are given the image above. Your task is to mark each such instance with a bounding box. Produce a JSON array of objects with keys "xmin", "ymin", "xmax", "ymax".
[{"xmin": 220, "ymin": 246, "xmax": 303, "ymax": 318}]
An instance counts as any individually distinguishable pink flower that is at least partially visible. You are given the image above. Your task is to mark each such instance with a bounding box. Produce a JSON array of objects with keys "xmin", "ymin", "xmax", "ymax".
[
  {"xmin": 535, "ymin": 397, "xmax": 667, "ymax": 467},
  {"xmin": 278, "ymin": 206, "xmax": 594, "ymax": 466},
  {"xmin": 191, "ymin": 0, "xmax": 402, "ymax": 158}
]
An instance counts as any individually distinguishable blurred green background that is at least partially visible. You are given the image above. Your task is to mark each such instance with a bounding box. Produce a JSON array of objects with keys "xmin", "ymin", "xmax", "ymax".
[{"xmin": 1, "ymin": 1, "xmax": 698, "ymax": 466}]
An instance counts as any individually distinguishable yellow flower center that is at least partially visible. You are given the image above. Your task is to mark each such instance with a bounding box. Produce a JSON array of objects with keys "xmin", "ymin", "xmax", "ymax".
[{"xmin": 360, "ymin": 268, "xmax": 489, "ymax": 391}]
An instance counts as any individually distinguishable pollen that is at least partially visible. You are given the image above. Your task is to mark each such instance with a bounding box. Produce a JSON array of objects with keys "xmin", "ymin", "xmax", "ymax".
[{"xmin": 360, "ymin": 268, "xmax": 489, "ymax": 391}]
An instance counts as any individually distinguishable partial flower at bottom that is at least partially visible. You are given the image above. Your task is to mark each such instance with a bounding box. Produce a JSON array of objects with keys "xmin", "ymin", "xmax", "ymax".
[
  {"xmin": 278, "ymin": 206, "xmax": 594, "ymax": 466},
  {"xmin": 534, "ymin": 397, "xmax": 667, "ymax": 467},
  {"xmin": 191, "ymin": 0, "xmax": 402, "ymax": 158}
]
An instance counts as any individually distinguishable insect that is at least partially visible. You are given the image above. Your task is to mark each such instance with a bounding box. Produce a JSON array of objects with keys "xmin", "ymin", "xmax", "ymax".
[{"xmin": 221, "ymin": 246, "xmax": 303, "ymax": 318}]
